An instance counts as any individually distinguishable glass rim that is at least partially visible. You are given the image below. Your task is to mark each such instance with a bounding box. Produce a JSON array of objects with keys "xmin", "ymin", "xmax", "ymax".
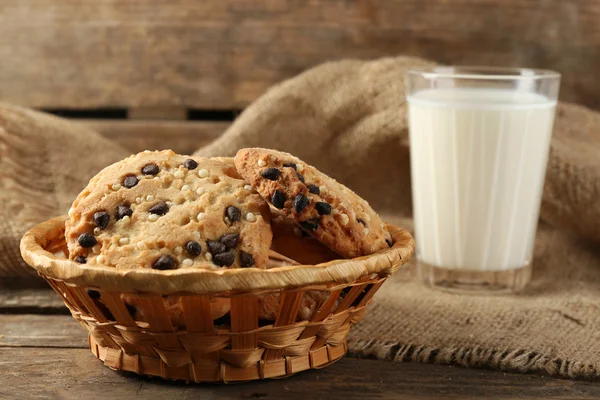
[{"xmin": 407, "ymin": 66, "xmax": 561, "ymax": 81}]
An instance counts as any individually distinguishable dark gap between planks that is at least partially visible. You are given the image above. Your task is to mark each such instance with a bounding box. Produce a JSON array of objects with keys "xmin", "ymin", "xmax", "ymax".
[{"xmin": 41, "ymin": 108, "xmax": 242, "ymax": 121}]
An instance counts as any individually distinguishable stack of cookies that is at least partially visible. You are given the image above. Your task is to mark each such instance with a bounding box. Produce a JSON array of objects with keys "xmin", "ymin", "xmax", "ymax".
[{"xmin": 65, "ymin": 148, "xmax": 393, "ymax": 327}]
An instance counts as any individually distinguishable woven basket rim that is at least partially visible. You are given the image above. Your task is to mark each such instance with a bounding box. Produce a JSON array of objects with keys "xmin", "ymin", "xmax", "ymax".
[{"xmin": 20, "ymin": 215, "xmax": 414, "ymax": 295}]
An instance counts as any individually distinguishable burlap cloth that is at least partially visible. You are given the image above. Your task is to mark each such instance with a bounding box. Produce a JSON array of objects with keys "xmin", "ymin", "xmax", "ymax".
[{"xmin": 2, "ymin": 56, "xmax": 599, "ymax": 379}]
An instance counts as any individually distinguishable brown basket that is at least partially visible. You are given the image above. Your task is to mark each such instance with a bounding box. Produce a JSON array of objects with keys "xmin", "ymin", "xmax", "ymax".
[{"xmin": 20, "ymin": 216, "xmax": 414, "ymax": 383}]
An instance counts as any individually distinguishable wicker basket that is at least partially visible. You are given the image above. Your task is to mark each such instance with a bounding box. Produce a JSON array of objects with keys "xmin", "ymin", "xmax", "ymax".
[{"xmin": 20, "ymin": 216, "xmax": 414, "ymax": 383}]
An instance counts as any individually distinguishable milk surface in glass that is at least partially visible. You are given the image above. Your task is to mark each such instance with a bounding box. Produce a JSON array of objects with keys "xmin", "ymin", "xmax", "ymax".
[{"xmin": 408, "ymin": 87, "xmax": 556, "ymax": 272}]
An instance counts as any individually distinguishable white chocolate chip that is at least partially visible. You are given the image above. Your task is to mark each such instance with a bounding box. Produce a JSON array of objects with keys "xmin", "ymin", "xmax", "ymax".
[
  {"xmin": 192, "ymin": 231, "xmax": 201, "ymax": 239},
  {"xmin": 166, "ymin": 201, "xmax": 173, "ymax": 206},
  {"xmin": 245, "ymin": 213, "xmax": 257, "ymax": 222},
  {"xmin": 204, "ymin": 253, "xmax": 213, "ymax": 261},
  {"xmin": 111, "ymin": 183, "xmax": 121, "ymax": 191},
  {"xmin": 363, "ymin": 214, "xmax": 371, "ymax": 222},
  {"xmin": 257, "ymin": 159, "xmax": 266, "ymax": 167},
  {"xmin": 363, "ymin": 228, "xmax": 370, "ymax": 236},
  {"xmin": 196, "ymin": 187, "xmax": 205, "ymax": 195},
  {"xmin": 121, "ymin": 215, "xmax": 131, "ymax": 224},
  {"xmin": 174, "ymin": 246, "xmax": 183, "ymax": 255},
  {"xmin": 92, "ymin": 245, "xmax": 101, "ymax": 254},
  {"xmin": 93, "ymin": 227, "xmax": 101, "ymax": 236},
  {"xmin": 320, "ymin": 186, "xmax": 328, "ymax": 194},
  {"xmin": 296, "ymin": 163, "xmax": 305, "ymax": 172},
  {"xmin": 244, "ymin": 185, "xmax": 253, "ymax": 191},
  {"xmin": 118, "ymin": 237, "xmax": 130, "ymax": 245},
  {"xmin": 153, "ymin": 176, "xmax": 160, "ymax": 180},
  {"xmin": 181, "ymin": 184, "xmax": 191, "ymax": 191},
  {"xmin": 136, "ymin": 242, "xmax": 147, "ymax": 250},
  {"xmin": 174, "ymin": 170, "xmax": 185, "ymax": 179},
  {"xmin": 146, "ymin": 194, "xmax": 154, "ymax": 202},
  {"xmin": 332, "ymin": 209, "xmax": 339, "ymax": 215},
  {"xmin": 340, "ymin": 214, "xmax": 349, "ymax": 226},
  {"xmin": 68, "ymin": 207, "xmax": 74, "ymax": 217},
  {"xmin": 148, "ymin": 214, "xmax": 159, "ymax": 222},
  {"xmin": 210, "ymin": 264, "xmax": 219, "ymax": 270},
  {"xmin": 96, "ymin": 255, "xmax": 106, "ymax": 264},
  {"xmin": 182, "ymin": 258, "xmax": 193, "ymax": 266},
  {"xmin": 198, "ymin": 169, "xmax": 209, "ymax": 178},
  {"xmin": 135, "ymin": 197, "xmax": 143, "ymax": 204},
  {"xmin": 197, "ymin": 212, "xmax": 206, "ymax": 220}
]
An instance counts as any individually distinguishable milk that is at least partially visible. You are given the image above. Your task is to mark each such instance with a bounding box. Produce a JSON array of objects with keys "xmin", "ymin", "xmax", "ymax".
[{"xmin": 408, "ymin": 88, "xmax": 556, "ymax": 271}]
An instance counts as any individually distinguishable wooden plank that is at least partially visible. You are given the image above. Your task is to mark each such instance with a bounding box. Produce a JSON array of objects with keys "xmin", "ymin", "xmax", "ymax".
[
  {"xmin": 1, "ymin": 348, "xmax": 599, "ymax": 399},
  {"xmin": 78, "ymin": 120, "xmax": 229, "ymax": 155},
  {"xmin": 0, "ymin": 289, "xmax": 67, "ymax": 315},
  {"xmin": 1, "ymin": 1, "xmax": 599, "ymax": 110},
  {"xmin": 0, "ymin": 315, "xmax": 86, "ymax": 348}
]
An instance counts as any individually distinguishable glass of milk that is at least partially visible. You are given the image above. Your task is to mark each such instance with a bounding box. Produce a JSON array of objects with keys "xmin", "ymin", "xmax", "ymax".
[{"xmin": 406, "ymin": 67, "xmax": 560, "ymax": 293}]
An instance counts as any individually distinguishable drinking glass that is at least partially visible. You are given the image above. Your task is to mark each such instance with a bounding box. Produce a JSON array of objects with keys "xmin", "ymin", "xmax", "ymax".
[{"xmin": 406, "ymin": 66, "xmax": 560, "ymax": 293}]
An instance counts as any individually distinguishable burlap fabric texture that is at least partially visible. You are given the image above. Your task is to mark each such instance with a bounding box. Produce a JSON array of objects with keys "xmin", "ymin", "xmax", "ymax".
[{"xmin": 3, "ymin": 56, "xmax": 600, "ymax": 378}]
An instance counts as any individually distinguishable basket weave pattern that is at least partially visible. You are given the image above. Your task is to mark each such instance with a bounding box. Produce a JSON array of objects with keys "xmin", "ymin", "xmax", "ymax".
[{"xmin": 22, "ymin": 217, "xmax": 414, "ymax": 382}]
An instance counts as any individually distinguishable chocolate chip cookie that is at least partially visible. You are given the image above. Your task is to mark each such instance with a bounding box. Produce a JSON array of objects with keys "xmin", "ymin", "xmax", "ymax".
[
  {"xmin": 234, "ymin": 148, "xmax": 391, "ymax": 258},
  {"xmin": 66, "ymin": 150, "xmax": 272, "ymax": 270}
]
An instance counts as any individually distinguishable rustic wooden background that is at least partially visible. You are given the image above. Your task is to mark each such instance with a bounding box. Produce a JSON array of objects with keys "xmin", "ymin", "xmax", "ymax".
[{"xmin": 1, "ymin": 0, "xmax": 599, "ymax": 123}]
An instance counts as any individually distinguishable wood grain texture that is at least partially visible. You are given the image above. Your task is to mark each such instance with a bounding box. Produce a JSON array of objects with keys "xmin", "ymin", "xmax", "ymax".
[
  {"xmin": 0, "ymin": 288, "xmax": 66, "ymax": 314},
  {"xmin": 0, "ymin": 315, "xmax": 86, "ymax": 348},
  {"xmin": 2, "ymin": 348, "xmax": 600, "ymax": 400},
  {"xmin": 79, "ymin": 119, "xmax": 229, "ymax": 155},
  {"xmin": 1, "ymin": 1, "xmax": 599, "ymax": 110}
]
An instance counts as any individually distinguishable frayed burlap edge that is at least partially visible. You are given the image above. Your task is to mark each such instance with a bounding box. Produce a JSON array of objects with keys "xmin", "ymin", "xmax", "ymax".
[{"xmin": 347, "ymin": 338, "xmax": 599, "ymax": 380}]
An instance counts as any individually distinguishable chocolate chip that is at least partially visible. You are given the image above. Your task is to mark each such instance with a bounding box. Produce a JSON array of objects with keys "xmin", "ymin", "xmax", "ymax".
[
  {"xmin": 78, "ymin": 233, "xmax": 97, "ymax": 248},
  {"xmin": 116, "ymin": 205, "xmax": 133, "ymax": 220},
  {"xmin": 207, "ymin": 240, "xmax": 227, "ymax": 255},
  {"xmin": 357, "ymin": 218, "xmax": 367, "ymax": 226},
  {"xmin": 149, "ymin": 202, "xmax": 169, "ymax": 215},
  {"xmin": 226, "ymin": 206, "xmax": 241, "ymax": 222},
  {"xmin": 239, "ymin": 251, "xmax": 255, "ymax": 268},
  {"xmin": 86, "ymin": 289, "xmax": 100, "ymax": 299},
  {"xmin": 74, "ymin": 255, "xmax": 87, "ymax": 264},
  {"xmin": 123, "ymin": 175, "xmax": 139, "ymax": 188},
  {"xmin": 386, "ymin": 239, "xmax": 393, "ymax": 247},
  {"xmin": 261, "ymin": 168, "xmax": 280, "ymax": 181},
  {"xmin": 315, "ymin": 202, "xmax": 332, "ymax": 215},
  {"xmin": 283, "ymin": 162, "xmax": 297, "ymax": 170},
  {"xmin": 213, "ymin": 250, "xmax": 235, "ymax": 267},
  {"xmin": 152, "ymin": 255, "xmax": 177, "ymax": 270},
  {"xmin": 296, "ymin": 173, "xmax": 305, "ymax": 183},
  {"xmin": 220, "ymin": 233, "xmax": 240, "ymax": 249},
  {"xmin": 185, "ymin": 240, "xmax": 202, "ymax": 257},
  {"xmin": 93, "ymin": 211, "xmax": 110, "ymax": 229},
  {"xmin": 294, "ymin": 194, "xmax": 309, "ymax": 213},
  {"xmin": 142, "ymin": 163, "xmax": 159, "ymax": 175},
  {"xmin": 300, "ymin": 218, "xmax": 319, "ymax": 231},
  {"xmin": 271, "ymin": 190, "xmax": 286, "ymax": 209},
  {"xmin": 184, "ymin": 159, "xmax": 198, "ymax": 170},
  {"xmin": 307, "ymin": 184, "xmax": 320, "ymax": 195}
]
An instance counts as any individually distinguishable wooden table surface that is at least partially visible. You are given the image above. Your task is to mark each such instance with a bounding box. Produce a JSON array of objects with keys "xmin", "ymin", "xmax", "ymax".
[{"xmin": 2, "ymin": 288, "xmax": 600, "ymax": 400}]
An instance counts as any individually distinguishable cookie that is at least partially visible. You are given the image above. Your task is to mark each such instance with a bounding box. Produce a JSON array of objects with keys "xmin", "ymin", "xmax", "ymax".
[
  {"xmin": 234, "ymin": 148, "xmax": 391, "ymax": 257},
  {"xmin": 65, "ymin": 150, "xmax": 272, "ymax": 270},
  {"xmin": 270, "ymin": 215, "xmax": 340, "ymax": 265}
]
